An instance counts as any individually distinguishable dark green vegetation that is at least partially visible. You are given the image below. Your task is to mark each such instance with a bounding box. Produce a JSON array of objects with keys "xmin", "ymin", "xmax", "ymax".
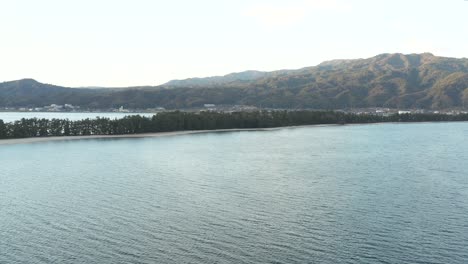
[
  {"xmin": 1, "ymin": 53, "xmax": 467, "ymax": 109},
  {"xmin": 1, "ymin": 111, "xmax": 468, "ymax": 140},
  {"xmin": 164, "ymin": 70, "xmax": 279, "ymax": 87}
]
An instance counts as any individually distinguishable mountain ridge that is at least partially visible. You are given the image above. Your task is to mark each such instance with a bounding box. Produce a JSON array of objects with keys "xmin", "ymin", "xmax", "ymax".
[{"xmin": 1, "ymin": 53, "xmax": 468, "ymax": 110}]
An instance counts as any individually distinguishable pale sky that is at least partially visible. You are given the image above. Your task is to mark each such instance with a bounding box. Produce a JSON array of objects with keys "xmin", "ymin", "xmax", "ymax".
[{"xmin": 0, "ymin": 0, "xmax": 467, "ymax": 87}]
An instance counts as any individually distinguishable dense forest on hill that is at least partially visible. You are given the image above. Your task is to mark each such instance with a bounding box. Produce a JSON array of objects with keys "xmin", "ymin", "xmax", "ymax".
[
  {"xmin": 2, "ymin": 111, "xmax": 468, "ymax": 140},
  {"xmin": 1, "ymin": 53, "xmax": 467, "ymax": 109}
]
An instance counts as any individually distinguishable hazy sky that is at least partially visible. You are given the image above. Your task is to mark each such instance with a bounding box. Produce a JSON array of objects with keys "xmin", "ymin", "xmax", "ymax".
[{"xmin": 1, "ymin": 0, "xmax": 467, "ymax": 87}]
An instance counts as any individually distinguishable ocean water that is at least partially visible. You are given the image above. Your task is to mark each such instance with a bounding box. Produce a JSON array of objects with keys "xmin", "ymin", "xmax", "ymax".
[
  {"xmin": 0, "ymin": 112, "xmax": 155, "ymax": 122},
  {"xmin": 1, "ymin": 123, "xmax": 467, "ymax": 263}
]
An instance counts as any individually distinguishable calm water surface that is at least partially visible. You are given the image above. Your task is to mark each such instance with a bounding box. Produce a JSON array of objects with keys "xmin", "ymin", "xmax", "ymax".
[
  {"xmin": 0, "ymin": 112, "xmax": 155, "ymax": 122},
  {"xmin": 1, "ymin": 123, "xmax": 467, "ymax": 263}
]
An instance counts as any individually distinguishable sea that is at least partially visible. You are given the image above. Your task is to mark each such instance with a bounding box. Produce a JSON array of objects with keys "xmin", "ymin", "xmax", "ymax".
[{"xmin": 1, "ymin": 121, "xmax": 467, "ymax": 263}]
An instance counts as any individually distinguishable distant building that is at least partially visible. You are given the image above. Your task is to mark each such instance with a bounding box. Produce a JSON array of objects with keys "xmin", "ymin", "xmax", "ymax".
[
  {"xmin": 398, "ymin": 110, "xmax": 411, "ymax": 114},
  {"xmin": 118, "ymin": 106, "xmax": 129, "ymax": 113},
  {"xmin": 204, "ymin": 104, "xmax": 216, "ymax": 108}
]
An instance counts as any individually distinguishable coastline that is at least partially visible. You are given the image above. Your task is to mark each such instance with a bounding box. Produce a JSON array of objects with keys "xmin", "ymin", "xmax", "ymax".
[
  {"xmin": 1, "ymin": 121, "xmax": 467, "ymax": 146},
  {"xmin": 0, "ymin": 126, "xmax": 325, "ymax": 146}
]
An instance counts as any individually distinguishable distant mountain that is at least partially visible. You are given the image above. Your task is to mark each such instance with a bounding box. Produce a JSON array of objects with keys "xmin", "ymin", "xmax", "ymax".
[
  {"xmin": 1, "ymin": 53, "xmax": 468, "ymax": 110},
  {"xmin": 164, "ymin": 70, "xmax": 289, "ymax": 87}
]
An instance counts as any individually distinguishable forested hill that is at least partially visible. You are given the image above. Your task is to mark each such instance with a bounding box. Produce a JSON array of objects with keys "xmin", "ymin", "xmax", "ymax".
[
  {"xmin": 1, "ymin": 53, "xmax": 468, "ymax": 109},
  {"xmin": 164, "ymin": 70, "xmax": 271, "ymax": 87}
]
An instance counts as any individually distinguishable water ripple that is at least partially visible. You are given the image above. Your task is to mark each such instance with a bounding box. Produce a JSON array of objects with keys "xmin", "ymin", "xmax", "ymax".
[{"xmin": 1, "ymin": 123, "xmax": 468, "ymax": 263}]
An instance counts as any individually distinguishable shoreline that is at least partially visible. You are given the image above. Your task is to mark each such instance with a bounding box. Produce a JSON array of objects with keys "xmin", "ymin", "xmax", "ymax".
[
  {"xmin": 0, "ymin": 125, "xmax": 327, "ymax": 146},
  {"xmin": 1, "ymin": 121, "xmax": 467, "ymax": 146}
]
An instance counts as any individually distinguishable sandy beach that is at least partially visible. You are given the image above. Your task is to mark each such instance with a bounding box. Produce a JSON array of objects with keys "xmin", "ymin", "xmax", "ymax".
[
  {"xmin": 0, "ymin": 126, "xmax": 307, "ymax": 146},
  {"xmin": 2, "ymin": 121, "xmax": 463, "ymax": 146}
]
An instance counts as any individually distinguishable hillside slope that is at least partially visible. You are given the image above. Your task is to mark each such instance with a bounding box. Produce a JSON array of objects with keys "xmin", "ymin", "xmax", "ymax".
[{"xmin": 1, "ymin": 53, "xmax": 467, "ymax": 109}]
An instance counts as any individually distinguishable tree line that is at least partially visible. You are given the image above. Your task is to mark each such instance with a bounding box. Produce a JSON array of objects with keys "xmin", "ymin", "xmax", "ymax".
[{"xmin": 1, "ymin": 111, "xmax": 468, "ymax": 140}]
